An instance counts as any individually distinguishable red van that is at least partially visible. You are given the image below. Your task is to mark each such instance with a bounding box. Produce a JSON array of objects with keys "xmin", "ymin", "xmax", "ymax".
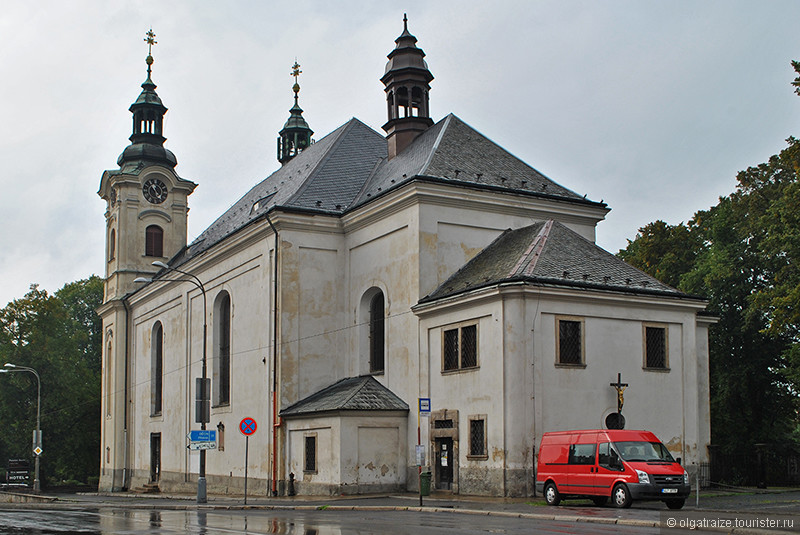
[{"xmin": 535, "ymin": 429, "xmax": 689, "ymax": 509}]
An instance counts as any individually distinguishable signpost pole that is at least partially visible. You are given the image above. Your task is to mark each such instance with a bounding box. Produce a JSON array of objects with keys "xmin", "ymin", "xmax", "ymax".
[{"xmin": 244, "ymin": 435, "xmax": 249, "ymax": 505}]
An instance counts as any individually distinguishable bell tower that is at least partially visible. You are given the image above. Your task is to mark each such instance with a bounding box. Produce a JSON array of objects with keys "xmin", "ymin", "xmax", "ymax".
[
  {"xmin": 381, "ymin": 14, "xmax": 434, "ymax": 159},
  {"xmin": 277, "ymin": 61, "xmax": 314, "ymax": 165},
  {"xmin": 96, "ymin": 30, "xmax": 196, "ymax": 492},
  {"xmin": 98, "ymin": 29, "xmax": 197, "ymax": 302}
]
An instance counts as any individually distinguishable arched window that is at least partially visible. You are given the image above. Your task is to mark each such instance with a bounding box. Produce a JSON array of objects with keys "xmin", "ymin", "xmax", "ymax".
[
  {"xmin": 151, "ymin": 322, "xmax": 163, "ymax": 416},
  {"xmin": 105, "ymin": 334, "xmax": 113, "ymax": 417},
  {"xmin": 369, "ymin": 291, "xmax": 385, "ymax": 372},
  {"xmin": 213, "ymin": 292, "xmax": 231, "ymax": 406},
  {"xmin": 109, "ymin": 228, "xmax": 116, "ymax": 261},
  {"xmin": 145, "ymin": 225, "xmax": 163, "ymax": 257}
]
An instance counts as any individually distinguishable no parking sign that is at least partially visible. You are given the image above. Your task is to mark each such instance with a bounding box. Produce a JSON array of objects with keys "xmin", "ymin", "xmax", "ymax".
[{"xmin": 239, "ymin": 417, "xmax": 257, "ymax": 436}]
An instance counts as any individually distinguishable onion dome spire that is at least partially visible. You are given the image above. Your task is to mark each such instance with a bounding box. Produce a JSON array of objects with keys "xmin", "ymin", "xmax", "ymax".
[
  {"xmin": 117, "ymin": 29, "xmax": 177, "ymax": 169},
  {"xmin": 381, "ymin": 14, "xmax": 434, "ymax": 159},
  {"xmin": 278, "ymin": 61, "xmax": 314, "ymax": 165}
]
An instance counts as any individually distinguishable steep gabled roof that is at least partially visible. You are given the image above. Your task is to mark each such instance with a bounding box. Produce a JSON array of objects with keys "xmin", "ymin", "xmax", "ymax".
[
  {"xmin": 280, "ymin": 375, "xmax": 409, "ymax": 417},
  {"xmin": 177, "ymin": 114, "xmax": 605, "ymax": 264},
  {"xmin": 421, "ymin": 220, "xmax": 690, "ymax": 303}
]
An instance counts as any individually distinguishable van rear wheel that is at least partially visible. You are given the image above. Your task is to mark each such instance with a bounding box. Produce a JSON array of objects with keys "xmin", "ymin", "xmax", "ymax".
[
  {"xmin": 544, "ymin": 482, "xmax": 561, "ymax": 506},
  {"xmin": 665, "ymin": 498, "xmax": 685, "ymax": 510},
  {"xmin": 612, "ymin": 483, "xmax": 632, "ymax": 508}
]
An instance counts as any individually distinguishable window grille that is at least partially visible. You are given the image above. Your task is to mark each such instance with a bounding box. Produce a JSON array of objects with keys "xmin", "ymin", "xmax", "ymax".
[
  {"xmin": 434, "ymin": 419, "xmax": 454, "ymax": 429},
  {"xmin": 443, "ymin": 329, "xmax": 459, "ymax": 370},
  {"xmin": 558, "ymin": 320, "xmax": 582, "ymax": 365},
  {"xmin": 469, "ymin": 419, "xmax": 485, "ymax": 457},
  {"xmin": 304, "ymin": 435, "xmax": 316, "ymax": 472},
  {"xmin": 443, "ymin": 324, "xmax": 478, "ymax": 371},
  {"xmin": 645, "ymin": 326, "xmax": 667, "ymax": 368}
]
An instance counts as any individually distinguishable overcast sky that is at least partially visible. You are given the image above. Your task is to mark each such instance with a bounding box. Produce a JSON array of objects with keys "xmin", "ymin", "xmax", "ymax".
[{"xmin": 2, "ymin": 1, "xmax": 799, "ymax": 307}]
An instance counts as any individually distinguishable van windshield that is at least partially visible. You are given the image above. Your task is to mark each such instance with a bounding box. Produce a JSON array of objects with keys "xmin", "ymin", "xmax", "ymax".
[{"xmin": 614, "ymin": 441, "xmax": 675, "ymax": 463}]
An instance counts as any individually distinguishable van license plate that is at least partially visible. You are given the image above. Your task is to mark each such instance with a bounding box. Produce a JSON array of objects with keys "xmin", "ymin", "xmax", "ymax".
[{"xmin": 661, "ymin": 488, "xmax": 678, "ymax": 494}]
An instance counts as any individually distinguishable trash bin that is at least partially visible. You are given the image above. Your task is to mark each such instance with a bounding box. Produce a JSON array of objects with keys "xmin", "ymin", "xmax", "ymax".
[{"xmin": 419, "ymin": 472, "xmax": 431, "ymax": 496}]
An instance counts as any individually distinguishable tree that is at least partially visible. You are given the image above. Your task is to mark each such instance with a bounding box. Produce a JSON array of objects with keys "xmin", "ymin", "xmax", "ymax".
[
  {"xmin": 0, "ymin": 276, "xmax": 103, "ymax": 486},
  {"xmin": 618, "ymin": 106, "xmax": 800, "ymax": 450}
]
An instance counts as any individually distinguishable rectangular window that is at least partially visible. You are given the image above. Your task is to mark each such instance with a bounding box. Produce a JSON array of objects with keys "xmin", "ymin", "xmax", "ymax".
[
  {"xmin": 442, "ymin": 323, "xmax": 479, "ymax": 372},
  {"xmin": 556, "ymin": 317, "xmax": 584, "ymax": 366},
  {"xmin": 468, "ymin": 415, "xmax": 487, "ymax": 459},
  {"xmin": 304, "ymin": 434, "xmax": 317, "ymax": 473},
  {"xmin": 644, "ymin": 324, "xmax": 668, "ymax": 369}
]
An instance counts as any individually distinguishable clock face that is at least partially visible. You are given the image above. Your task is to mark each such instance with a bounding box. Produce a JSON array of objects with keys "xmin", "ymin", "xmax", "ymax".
[{"xmin": 143, "ymin": 178, "xmax": 168, "ymax": 204}]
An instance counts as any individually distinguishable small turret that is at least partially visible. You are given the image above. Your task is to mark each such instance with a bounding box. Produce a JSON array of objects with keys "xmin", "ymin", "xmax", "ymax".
[{"xmin": 278, "ymin": 61, "xmax": 314, "ymax": 165}]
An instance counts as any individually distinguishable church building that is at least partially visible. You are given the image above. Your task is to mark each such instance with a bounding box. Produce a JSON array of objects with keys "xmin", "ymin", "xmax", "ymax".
[{"xmin": 97, "ymin": 21, "xmax": 712, "ymax": 497}]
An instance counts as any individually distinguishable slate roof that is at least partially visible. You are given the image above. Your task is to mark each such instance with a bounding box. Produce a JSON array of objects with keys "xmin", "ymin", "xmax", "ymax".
[
  {"xmin": 175, "ymin": 114, "xmax": 604, "ymax": 264},
  {"xmin": 280, "ymin": 375, "xmax": 409, "ymax": 417},
  {"xmin": 420, "ymin": 220, "xmax": 692, "ymax": 303}
]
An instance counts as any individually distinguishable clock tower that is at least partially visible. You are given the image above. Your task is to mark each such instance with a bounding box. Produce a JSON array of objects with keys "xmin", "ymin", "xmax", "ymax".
[{"xmin": 96, "ymin": 30, "xmax": 196, "ymax": 492}]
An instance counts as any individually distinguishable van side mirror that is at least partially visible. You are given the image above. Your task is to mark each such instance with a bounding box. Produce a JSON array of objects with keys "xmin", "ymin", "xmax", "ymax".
[
  {"xmin": 676, "ymin": 457, "xmax": 682, "ymax": 465},
  {"xmin": 610, "ymin": 457, "xmax": 623, "ymax": 470}
]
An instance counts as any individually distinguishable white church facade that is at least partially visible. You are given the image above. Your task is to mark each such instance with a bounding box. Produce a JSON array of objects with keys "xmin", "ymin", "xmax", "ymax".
[{"xmin": 97, "ymin": 21, "xmax": 712, "ymax": 497}]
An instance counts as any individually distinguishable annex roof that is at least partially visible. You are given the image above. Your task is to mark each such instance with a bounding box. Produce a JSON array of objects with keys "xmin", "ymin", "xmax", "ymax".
[
  {"xmin": 280, "ymin": 375, "xmax": 409, "ymax": 417},
  {"xmin": 420, "ymin": 220, "xmax": 692, "ymax": 303}
]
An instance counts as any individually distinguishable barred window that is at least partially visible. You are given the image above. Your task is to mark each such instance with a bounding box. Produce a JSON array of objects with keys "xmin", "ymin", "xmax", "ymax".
[
  {"xmin": 469, "ymin": 418, "xmax": 486, "ymax": 458},
  {"xmin": 442, "ymin": 323, "xmax": 478, "ymax": 372},
  {"xmin": 304, "ymin": 435, "xmax": 317, "ymax": 472},
  {"xmin": 644, "ymin": 325, "xmax": 668, "ymax": 369},
  {"xmin": 557, "ymin": 318, "xmax": 584, "ymax": 365}
]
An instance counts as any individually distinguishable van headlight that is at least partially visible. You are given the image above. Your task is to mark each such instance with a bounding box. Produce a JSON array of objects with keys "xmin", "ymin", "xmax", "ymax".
[
  {"xmin": 636, "ymin": 469, "xmax": 650, "ymax": 484},
  {"xmin": 683, "ymin": 470, "xmax": 689, "ymax": 485}
]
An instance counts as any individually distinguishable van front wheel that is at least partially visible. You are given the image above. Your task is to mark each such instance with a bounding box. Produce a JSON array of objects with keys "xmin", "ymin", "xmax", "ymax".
[
  {"xmin": 665, "ymin": 498, "xmax": 685, "ymax": 510},
  {"xmin": 544, "ymin": 482, "xmax": 561, "ymax": 506},
  {"xmin": 612, "ymin": 483, "xmax": 632, "ymax": 508}
]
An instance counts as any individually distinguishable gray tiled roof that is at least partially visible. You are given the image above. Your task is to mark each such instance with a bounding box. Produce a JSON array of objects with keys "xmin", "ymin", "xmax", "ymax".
[
  {"xmin": 421, "ymin": 220, "xmax": 689, "ymax": 303},
  {"xmin": 280, "ymin": 375, "xmax": 409, "ymax": 417},
  {"xmin": 176, "ymin": 114, "xmax": 604, "ymax": 264}
]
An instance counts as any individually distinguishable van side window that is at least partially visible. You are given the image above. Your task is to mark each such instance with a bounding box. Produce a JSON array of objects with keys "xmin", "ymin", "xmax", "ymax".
[
  {"xmin": 568, "ymin": 443, "xmax": 596, "ymax": 465},
  {"xmin": 598, "ymin": 442, "xmax": 621, "ymax": 468}
]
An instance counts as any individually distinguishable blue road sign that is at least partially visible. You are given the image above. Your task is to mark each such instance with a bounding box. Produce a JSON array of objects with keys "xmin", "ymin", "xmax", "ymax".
[
  {"xmin": 188, "ymin": 430, "xmax": 216, "ymax": 442},
  {"xmin": 239, "ymin": 417, "xmax": 257, "ymax": 436}
]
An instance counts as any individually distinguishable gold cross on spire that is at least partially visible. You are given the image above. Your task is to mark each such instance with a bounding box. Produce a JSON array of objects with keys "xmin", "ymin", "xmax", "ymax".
[
  {"xmin": 291, "ymin": 61, "xmax": 302, "ymax": 82},
  {"xmin": 144, "ymin": 29, "xmax": 157, "ymax": 54}
]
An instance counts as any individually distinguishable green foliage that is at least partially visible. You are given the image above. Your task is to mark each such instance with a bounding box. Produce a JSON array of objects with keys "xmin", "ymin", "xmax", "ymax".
[
  {"xmin": 0, "ymin": 276, "xmax": 103, "ymax": 486},
  {"xmin": 618, "ymin": 109, "xmax": 800, "ymax": 451}
]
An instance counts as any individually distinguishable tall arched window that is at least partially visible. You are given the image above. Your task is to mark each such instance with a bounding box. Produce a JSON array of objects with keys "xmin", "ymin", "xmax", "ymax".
[
  {"xmin": 151, "ymin": 322, "xmax": 163, "ymax": 416},
  {"xmin": 214, "ymin": 292, "xmax": 231, "ymax": 406},
  {"xmin": 145, "ymin": 225, "xmax": 163, "ymax": 257},
  {"xmin": 105, "ymin": 334, "xmax": 113, "ymax": 417},
  {"xmin": 109, "ymin": 228, "xmax": 116, "ymax": 261},
  {"xmin": 369, "ymin": 291, "xmax": 385, "ymax": 372}
]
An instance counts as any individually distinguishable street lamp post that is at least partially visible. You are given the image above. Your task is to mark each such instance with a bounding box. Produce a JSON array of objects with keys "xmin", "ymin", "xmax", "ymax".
[
  {"xmin": 135, "ymin": 260, "xmax": 209, "ymax": 504},
  {"xmin": 1, "ymin": 363, "xmax": 41, "ymax": 492}
]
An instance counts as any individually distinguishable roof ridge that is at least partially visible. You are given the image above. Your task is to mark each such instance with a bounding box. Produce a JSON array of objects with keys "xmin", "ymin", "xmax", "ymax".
[
  {"xmin": 340, "ymin": 375, "xmax": 371, "ymax": 407},
  {"xmin": 522, "ymin": 219, "xmax": 554, "ymax": 276},
  {"xmin": 420, "ymin": 113, "xmax": 452, "ymax": 175}
]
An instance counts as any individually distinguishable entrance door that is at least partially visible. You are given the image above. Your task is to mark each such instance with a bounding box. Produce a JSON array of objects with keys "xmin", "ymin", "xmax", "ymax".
[
  {"xmin": 435, "ymin": 437, "xmax": 453, "ymax": 490},
  {"xmin": 150, "ymin": 433, "xmax": 161, "ymax": 483}
]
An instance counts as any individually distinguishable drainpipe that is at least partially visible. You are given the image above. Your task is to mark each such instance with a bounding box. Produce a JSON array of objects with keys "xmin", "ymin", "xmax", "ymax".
[
  {"xmin": 265, "ymin": 213, "xmax": 280, "ymax": 496},
  {"xmin": 122, "ymin": 295, "xmax": 132, "ymax": 491}
]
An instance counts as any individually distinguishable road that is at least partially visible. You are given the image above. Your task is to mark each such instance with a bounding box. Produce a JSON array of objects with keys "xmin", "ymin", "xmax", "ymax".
[{"xmin": 0, "ymin": 506, "xmax": 786, "ymax": 535}]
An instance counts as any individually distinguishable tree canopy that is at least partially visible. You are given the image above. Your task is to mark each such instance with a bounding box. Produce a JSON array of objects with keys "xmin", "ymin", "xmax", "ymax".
[
  {"xmin": 0, "ymin": 276, "xmax": 103, "ymax": 486},
  {"xmin": 619, "ymin": 132, "xmax": 800, "ymax": 450}
]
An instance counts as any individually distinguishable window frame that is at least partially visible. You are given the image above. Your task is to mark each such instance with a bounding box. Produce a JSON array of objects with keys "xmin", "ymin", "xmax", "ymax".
[
  {"xmin": 467, "ymin": 414, "xmax": 488, "ymax": 460},
  {"xmin": 213, "ymin": 291, "xmax": 232, "ymax": 407},
  {"xmin": 145, "ymin": 225, "xmax": 164, "ymax": 257},
  {"xmin": 555, "ymin": 316, "xmax": 585, "ymax": 368},
  {"xmin": 643, "ymin": 323, "xmax": 670, "ymax": 371},
  {"xmin": 369, "ymin": 291, "xmax": 385, "ymax": 374},
  {"xmin": 304, "ymin": 433, "xmax": 318, "ymax": 474},
  {"xmin": 150, "ymin": 321, "xmax": 163, "ymax": 417},
  {"xmin": 441, "ymin": 321, "xmax": 479, "ymax": 373}
]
